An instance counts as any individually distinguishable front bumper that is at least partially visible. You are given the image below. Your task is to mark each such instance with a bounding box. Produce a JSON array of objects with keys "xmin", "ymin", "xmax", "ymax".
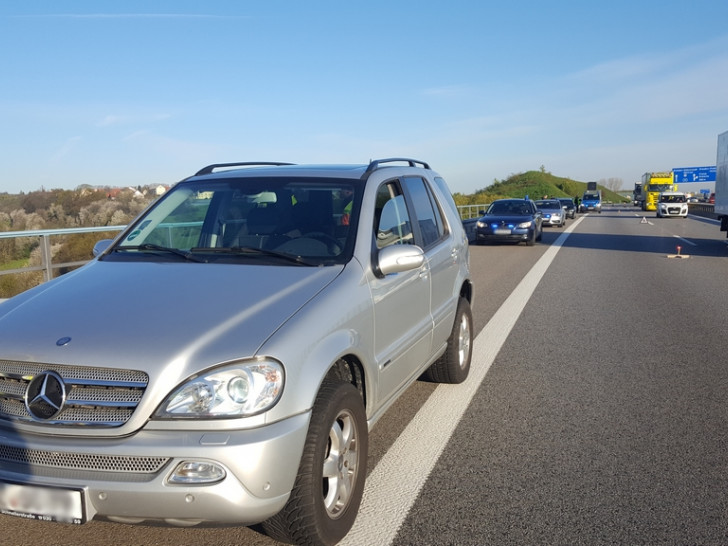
[
  {"xmin": 542, "ymin": 216, "xmax": 563, "ymax": 226},
  {"xmin": 476, "ymin": 228, "xmax": 531, "ymax": 243},
  {"xmin": 658, "ymin": 206, "xmax": 688, "ymax": 217},
  {"xmin": 0, "ymin": 412, "xmax": 310, "ymax": 526}
]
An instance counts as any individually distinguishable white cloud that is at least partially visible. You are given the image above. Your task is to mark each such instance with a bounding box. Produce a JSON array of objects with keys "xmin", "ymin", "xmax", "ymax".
[
  {"xmin": 97, "ymin": 115, "xmax": 125, "ymax": 127},
  {"xmin": 18, "ymin": 13, "xmax": 249, "ymax": 20},
  {"xmin": 50, "ymin": 136, "xmax": 82, "ymax": 161},
  {"xmin": 97, "ymin": 112, "xmax": 172, "ymax": 127},
  {"xmin": 562, "ymin": 36, "xmax": 728, "ymax": 124},
  {"xmin": 421, "ymin": 85, "xmax": 474, "ymax": 98}
]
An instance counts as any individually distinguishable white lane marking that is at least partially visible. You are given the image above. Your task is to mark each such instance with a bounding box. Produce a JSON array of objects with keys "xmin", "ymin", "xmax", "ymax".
[
  {"xmin": 341, "ymin": 218, "xmax": 583, "ymax": 545},
  {"xmin": 673, "ymin": 235, "xmax": 697, "ymax": 247}
]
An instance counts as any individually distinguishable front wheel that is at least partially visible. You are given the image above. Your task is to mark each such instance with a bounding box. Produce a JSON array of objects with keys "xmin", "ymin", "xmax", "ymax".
[
  {"xmin": 424, "ymin": 297, "xmax": 473, "ymax": 384},
  {"xmin": 263, "ymin": 381, "xmax": 368, "ymax": 545}
]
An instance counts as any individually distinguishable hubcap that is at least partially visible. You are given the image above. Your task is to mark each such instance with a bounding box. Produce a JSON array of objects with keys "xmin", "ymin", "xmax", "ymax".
[
  {"xmin": 457, "ymin": 314, "xmax": 471, "ymax": 369},
  {"xmin": 322, "ymin": 409, "xmax": 359, "ymax": 517}
]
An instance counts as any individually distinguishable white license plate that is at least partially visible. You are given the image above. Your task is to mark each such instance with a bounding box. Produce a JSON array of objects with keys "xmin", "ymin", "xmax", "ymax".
[
  {"xmin": 0, "ymin": 482, "xmax": 84, "ymax": 524},
  {"xmin": 495, "ymin": 228, "xmax": 511, "ymax": 235}
]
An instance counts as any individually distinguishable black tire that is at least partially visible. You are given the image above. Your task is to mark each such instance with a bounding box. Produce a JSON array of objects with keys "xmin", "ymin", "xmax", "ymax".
[
  {"xmin": 526, "ymin": 229, "xmax": 536, "ymax": 246},
  {"xmin": 263, "ymin": 381, "xmax": 368, "ymax": 545},
  {"xmin": 424, "ymin": 297, "xmax": 473, "ymax": 384},
  {"xmin": 536, "ymin": 226, "xmax": 543, "ymax": 242}
]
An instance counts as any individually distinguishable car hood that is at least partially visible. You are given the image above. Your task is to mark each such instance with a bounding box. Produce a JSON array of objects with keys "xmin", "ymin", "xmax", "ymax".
[{"xmin": 0, "ymin": 260, "xmax": 343, "ymax": 370}]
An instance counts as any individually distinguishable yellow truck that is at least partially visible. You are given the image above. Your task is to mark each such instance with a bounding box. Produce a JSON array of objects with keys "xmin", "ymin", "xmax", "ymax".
[{"xmin": 641, "ymin": 172, "xmax": 676, "ymax": 211}]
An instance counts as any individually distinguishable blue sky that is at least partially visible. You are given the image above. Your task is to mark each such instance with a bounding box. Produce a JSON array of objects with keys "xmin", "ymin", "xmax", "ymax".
[{"xmin": 1, "ymin": 0, "xmax": 727, "ymax": 195}]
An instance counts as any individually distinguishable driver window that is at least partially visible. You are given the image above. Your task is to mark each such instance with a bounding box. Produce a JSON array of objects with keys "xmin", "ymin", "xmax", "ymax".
[{"xmin": 374, "ymin": 182, "xmax": 413, "ymax": 249}]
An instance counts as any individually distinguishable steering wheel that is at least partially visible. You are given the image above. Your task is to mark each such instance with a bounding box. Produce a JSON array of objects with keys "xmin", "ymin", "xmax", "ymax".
[{"xmin": 301, "ymin": 232, "xmax": 343, "ymax": 255}]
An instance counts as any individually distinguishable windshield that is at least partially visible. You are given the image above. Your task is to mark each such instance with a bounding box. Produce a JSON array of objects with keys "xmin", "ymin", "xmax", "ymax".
[
  {"xmin": 112, "ymin": 177, "xmax": 358, "ymax": 265},
  {"xmin": 487, "ymin": 201, "xmax": 533, "ymax": 215},
  {"xmin": 660, "ymin": 194, "xmax": 687, "ymax": 203},
  {"xmin": 647, "ymin": 184, "xmax": 674, "ymax": 193},
  {"xmin": 535, "ymin": 200, "xmax": 561, "ymax": 209},
  {"xmin": 583, "ymin": 192, "xmax": 600, "ymax": 201}
]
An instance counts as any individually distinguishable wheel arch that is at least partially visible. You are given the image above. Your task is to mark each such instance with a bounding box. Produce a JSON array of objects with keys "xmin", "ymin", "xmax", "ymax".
[
  {"xmin": 460, "ymin": 278, "xmax": 473, "ymax": 306},
  {"xmin": 324, "ymin": 355, "xmax": 367, "ymax": 408}
]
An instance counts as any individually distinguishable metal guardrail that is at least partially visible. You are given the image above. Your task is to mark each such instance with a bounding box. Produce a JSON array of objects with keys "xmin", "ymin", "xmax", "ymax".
[
  {"xmin": 457, "ymin": 204, "xmax": 487, "ymax": 219},
  {"xmin": 688, "ymin": 202, "xmax": 718, "ymax": 218},
  {"xmin": 0, "ymin": 226, "xmax": 126, "ymax": 282}
]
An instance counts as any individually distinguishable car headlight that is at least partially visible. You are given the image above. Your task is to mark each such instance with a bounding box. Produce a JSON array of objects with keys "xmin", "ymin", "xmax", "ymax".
[
  {"xmin": 476, "ymin": 220, "xmax": 485, "ymax": 228},
  {"xmin": 155, "ymin": 359, "xmax": 284, "ymax": 418},
  {"xmin": 516, "ymin": 221, "xmax": 533, "ymax": 228}
]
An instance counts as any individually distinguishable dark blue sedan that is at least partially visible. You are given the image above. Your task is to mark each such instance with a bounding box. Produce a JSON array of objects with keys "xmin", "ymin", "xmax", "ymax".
[{"xmin": 475, "ymin": 198, "xmax": 543, "ymax": 246}]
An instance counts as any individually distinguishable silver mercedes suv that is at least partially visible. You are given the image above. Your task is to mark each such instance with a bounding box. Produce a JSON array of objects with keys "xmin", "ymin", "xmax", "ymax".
[{"xmin": 0, "ymin": 159, "xmax": 473, "ymax": 545}]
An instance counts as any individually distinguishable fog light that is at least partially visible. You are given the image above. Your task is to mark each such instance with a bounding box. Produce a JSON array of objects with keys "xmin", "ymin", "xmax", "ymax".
[{"xmin": 169, "ymin": 461, "xmax": 226, "ymax": 484}]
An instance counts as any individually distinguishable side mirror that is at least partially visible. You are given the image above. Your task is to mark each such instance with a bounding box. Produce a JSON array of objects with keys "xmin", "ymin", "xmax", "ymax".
[
  {"xmin": 92, "ymin": 239, "xmax": 114, "ymax": 257},
  {"xmin": 377, "ymin": 244, "xmax": 425, "ymax": 276}
]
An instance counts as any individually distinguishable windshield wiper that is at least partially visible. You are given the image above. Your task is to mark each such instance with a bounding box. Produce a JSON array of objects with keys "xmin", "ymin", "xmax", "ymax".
[
  {"xmin": 115, "ymin": 243, "xmax": 207, "ymax": 263},
  {"xmin": 191, "ymin": 246, "xmax": 317, "ymax": 266}
]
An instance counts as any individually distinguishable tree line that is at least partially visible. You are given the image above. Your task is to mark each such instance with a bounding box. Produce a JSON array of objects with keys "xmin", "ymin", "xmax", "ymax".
[{"xmin": 0, "ymin": 186, "xmax": 158, "ymax": 297}]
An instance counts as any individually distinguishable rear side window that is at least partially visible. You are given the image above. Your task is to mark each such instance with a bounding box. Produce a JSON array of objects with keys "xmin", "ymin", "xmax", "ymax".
[
  {"xmin": 402, "ymin": 176, "xmax": 445, "ymax": 248},
  {"xmin": 433, "ymin": 176, "xmax": 460, "ymax": 219}
]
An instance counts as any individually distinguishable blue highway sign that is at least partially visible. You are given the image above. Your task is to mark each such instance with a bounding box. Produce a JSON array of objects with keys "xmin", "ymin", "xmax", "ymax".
[{"xmin": 672, "ymin": 166, "xmax": 716, "ymax": 183}]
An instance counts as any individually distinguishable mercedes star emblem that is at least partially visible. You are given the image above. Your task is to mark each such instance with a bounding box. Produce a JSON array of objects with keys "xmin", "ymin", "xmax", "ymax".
[{"xmin": 25, "ymin": 370, "xmax": 67, "ymax": 420}]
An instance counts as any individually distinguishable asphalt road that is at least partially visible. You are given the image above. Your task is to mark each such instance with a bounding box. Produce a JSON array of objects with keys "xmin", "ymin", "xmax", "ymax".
[{"xmin": 3, "ymin": 205, "xmax": 728, "ymax": 545}]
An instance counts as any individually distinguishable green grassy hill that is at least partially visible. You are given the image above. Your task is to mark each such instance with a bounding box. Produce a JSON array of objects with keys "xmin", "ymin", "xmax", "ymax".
[{"xmin": 453, "ymin": 170, "xmax": 626, "ymax": 206}]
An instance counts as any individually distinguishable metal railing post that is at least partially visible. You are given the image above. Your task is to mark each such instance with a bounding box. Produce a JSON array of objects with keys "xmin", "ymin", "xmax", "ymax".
[{"xmin": 41, "ymin": 234, "xmax": 53, "ymax": 282}]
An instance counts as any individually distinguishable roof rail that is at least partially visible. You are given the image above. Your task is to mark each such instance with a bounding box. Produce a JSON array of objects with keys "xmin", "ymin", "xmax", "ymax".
[
  {"xmin": 194, "ymin": 162, "xmax": 295, "ymax": 176},
  {"xmin": 364, "ymin": 158, "xmax": 431, "ymax": 174}
]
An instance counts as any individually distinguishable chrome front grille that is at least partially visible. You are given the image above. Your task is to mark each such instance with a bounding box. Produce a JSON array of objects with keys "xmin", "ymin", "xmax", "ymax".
[{"xmin": 0, "ymin": 360, "xmax": 148, "ymax": 427}]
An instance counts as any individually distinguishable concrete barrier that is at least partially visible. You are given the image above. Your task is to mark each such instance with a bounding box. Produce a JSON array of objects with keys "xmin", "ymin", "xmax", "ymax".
[{"xmin": 688, "ymin": 203, "xmax": 717, "ymax": 219}]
